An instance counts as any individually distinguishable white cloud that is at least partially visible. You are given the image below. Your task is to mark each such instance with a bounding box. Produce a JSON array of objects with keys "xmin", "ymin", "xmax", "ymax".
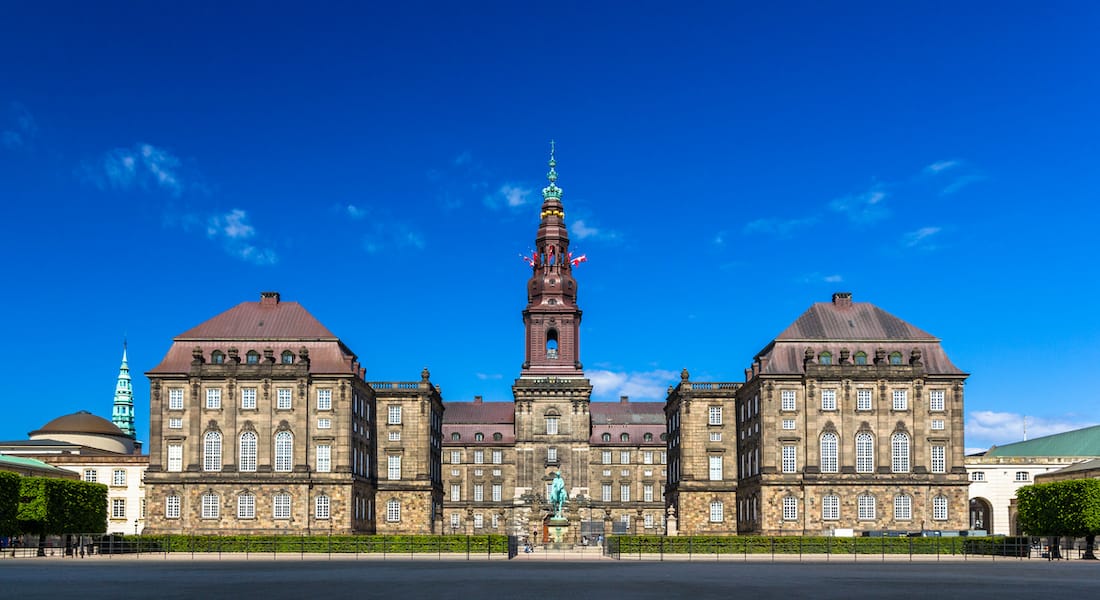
[
  {"xmin": 743, "ymin": 216, "xmax": 817, "ymax": 237},
  {"xmin": 902, "ymin": 226, "xmax": 941, "ymax": 249},
  {"xmin": 346, "ymin": 204, "xmax": 367, "ymax": 219},
  {"xmin": 499, "ymin": 184, "xmax": 531, "ymax": 208},
  {"xmin": 940, "ymin": 174, "xmax": 985, "ymax": 195},
  {"xmin": 453, "ymin": 151, "xmax": 472, "ymax": 166},
  {"xmin": 587, "ymin": 369, "xmax": 678, "ymax": 401},
  {"xmin": 1, "ymin": 102, "xmax": 36, "ymax": 149},
  {"xmin": 966, "ymin": 410, "xmax": 1098, "ymax": 451},
  {"xmin": 476, "ymin": 373, "xmax": 503, "ymax": 380},
  {"xmin": 924, "ymin": 160, "xmax": 961, "ymax": 174},
  {"xmin": 823, "ymin": 274, "xmax": 843, "ymax": 283},
  {"xmin": 829, "ymin": 184, "xmax": 889, "ymax": 224},
  {"xmin": 207, "ymin": 209, "xmax": 278, "ymax": 265},
  {"xmin": 361, "ymin": 224, "xmax": 427, "ymax": 254},
  {"xmin": 88, "ymin": 142, "xmax": 184, "ymax": 196},
  {"xmin": 798, "ymin": 272, "xmax": 844, "ymax": 284},
  {"xmin": 571, "ymin": 219, "xmax": 606, "ymax": 240}
]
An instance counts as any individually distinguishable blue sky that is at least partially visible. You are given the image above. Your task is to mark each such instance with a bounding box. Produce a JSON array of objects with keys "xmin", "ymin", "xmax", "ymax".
[{"xmin": 2, "ymin": 2, "xmax": 1098, "ymax": 452}]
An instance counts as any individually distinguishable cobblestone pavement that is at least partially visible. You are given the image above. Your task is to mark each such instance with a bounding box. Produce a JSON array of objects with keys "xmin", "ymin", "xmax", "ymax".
[{"xmin": 1, "ymin": 555, "xmax": 1096, "ymax": 599}]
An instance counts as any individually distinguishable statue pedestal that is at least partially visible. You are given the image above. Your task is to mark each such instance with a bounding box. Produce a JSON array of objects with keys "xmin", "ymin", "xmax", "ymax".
[{"xmin": 547, "ymin": 517, "xmax": 569, "ymax": 548}]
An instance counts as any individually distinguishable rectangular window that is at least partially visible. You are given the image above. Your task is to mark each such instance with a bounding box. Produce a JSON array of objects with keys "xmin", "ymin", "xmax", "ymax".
[
  {"xmin": 202, "ymin": 494, "xmax": 219, "ymax": 519},
  {"xmin": 709, "ymin": 432, "xmax": 722, "ymax": 441},
  {"xmin": 892, "ymin": 389, "xmax": 908, "ymax": 411},
  {"xmin": 387, "ymin": 501, "xmax": 400, "ymax": 522},
  {"xmin": 166, "ymin": 495, "xmax": 181, "ymax": 519},
  {"xmin": 492, "ymin": 484, "xmax": 502, "ymax": 502},
  {"xmin": 388, "ymin": 430, "xmax": 400, "ymax": 440},
  {"xmin": 449, "ymin": 513, "xmax": 460, "ymax": 529},
  {"xmin": 931, "ymin": 445, "xmax": 945, "ymax": 473},
  {"xmin": 273, "ymin": 494, "xmax": 291, "ymax": 519},
  {"xmin": 782, "ymin": 445, "xmax": 796, "ymax": 473},
  {"xmin": 643, "ymin": 451, "xmax": 653, "ymax": 465},
  {"xmin": 644, "ymin": 513, "xmax": 655, "ymax": 529},
  {"xmin": 167, "ymin": 444, "xmax": 183, "ymax": 472},
  {"xmin": 474, "ymin": 484, "xmax": 484, "ymax": 502},
  {"xmin": 933, "ymin": 496, "xmax": 948, "ymax": 521},
  {"xmin": 277, "ymin": 388, "xmax": 292, "ymax": 410},
  {"xmin": 451, "ymin": 451, "xmax": 461, "ymax": 464},
  {"xmin": 821, "ymin": 389, "xmax": 836, "ymax": 411},
  {"xmin": 317, "ymin": 445, "xmax": 331, "ymax": 473},
  {"xmin": 317, "ymin": 389, "xmax": 332, "ymax": 410},
  {"xmin": 241, "ymin": 387, "xmax": 257, "ymax": 410},
  {"xmin": 971, "ymin": 471, "xmax": 985, "ymax": 482},
  {"xmin": 601, "ymin": 483, "xmax": 612, "ymax": 502},
  {"xmin": 782, "ymin": 419, "xmax": 795, "ymax": 430},
  {"xmin": 545, "ymin": 416, "xmax": 559, "ymax": 434},
  {"xmin": 710, "ymin": 501, "xmax": 724, "ymax": 522},
  {"xmin": 894, "ymin": 496, "xmax": 912, "ymax": 520},
  {"xmin": 929, "ymin": 390, "xmax": 945, "ymax": 412},
  {"xmin": 620, "ymin": 484, "xmax": 631, "ymax": 502},
  {"xmin": 168, "ymin": 388, "xmax": 184, "ymax": 410},
  {"xmin": 318, "ymin": 418, "xmax": 332, "ymax": 429},
  {"xmin": 708, "ymin": 406, "xmax": 722, "ymax": 425},
  {"xmin": 822, "ymin": 495, "xmax": 839, "ymax": 521},
  {"xmin": 83, "ymin": 469, "xmax": 97, "ymax": 483},
  {"xmin": 473, "ymin": 513, "xmax": 484, "ymax": 528},
  {"xmin": 450, "ymin": 483, "xmax": 461, "ymax": 501},
  {"xmin": 709, "ymin": 455, "xmax": 723, "ymax": 481},
  {"xmin": 781, "ymin": 390, "xmax": 796, "ymax": 411},
  {"xmin": 620, "ymin": 451, "xmax": 630, "ymax": 465},
  {"xmin": 206, "ymin": 388, "xmax": 221, "ymax": 409},
  {"xmin": 547, "ymin": 447, "xmax": 558, "ymax": 463},
  {"xmin": 238, "ymin": 495, "xmax": 255, "ymax": 519},
  {"xmin": 112, "ymin": 498, "xmax": 126, "ymax": 519},
  {"xmin": 474, "ymin": 450, "xmax": 484, "ymax": 464},
  {"xmin": 388, "ymin": 405, "xmax": 402, "ymax": 425},
  {"xmin": 112, "ymin": 469, "xmax": 126, "ymax": 486},
  {"xmin": 1015, "ymin": 471, "xmax": 1030, "ymax": 482},
  {"xmin": 644, "ymin": 484, "xmax": 654, "ymax": 502},
  {"xmin": 856, "ymin": 389, "xmax": 872, "ymax": 411},
  {"xmin": 602, "ymin": 451, "xmax": 612, "ymax": 465},
  {"xmin": 931, "ymin": 419, "xmax": 945, "ymax": 431},
  {"xmin": 387, "ymin": 455, "xmax": 401, "ymax": 480},
  {"xmin": 492, "ymin": 450, "xmax": 502, "ymax": 464},
  {"xmin": 315, "ymin": 495, "xmax": 330, "ymax": 519},
  {"xmin": 168, "ymin": 417, "xmax": 182, "ymax": 429},
  {"xmin": 782, "ymin": 496, "xmax": 798, "ymax": 520},
  {"xmin": 858, "ymin": 496, "xmax": 876, "ymax": 520}
]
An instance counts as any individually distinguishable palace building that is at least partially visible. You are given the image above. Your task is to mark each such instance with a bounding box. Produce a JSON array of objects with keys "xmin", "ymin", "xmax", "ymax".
[{"xmin": 142, "ymin": 148, "xmax": 968, "ymax": 538}]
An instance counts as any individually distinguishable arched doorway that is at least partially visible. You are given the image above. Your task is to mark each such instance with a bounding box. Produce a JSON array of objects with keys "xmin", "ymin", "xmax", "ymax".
[{"xmin": 970, "ymin": 497, "xmax": 993, "ymax": 533}]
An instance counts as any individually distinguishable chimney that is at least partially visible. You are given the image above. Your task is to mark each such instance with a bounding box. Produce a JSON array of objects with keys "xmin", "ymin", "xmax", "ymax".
[
  {"xmin": 260, "ymin": 291, "xmax": 281, "ymax": 306},
  {"xmin": 474, "ymin": 395, "xmax": 483, "ymax": 404},
  {"xmin": 832, "ymin": 292, "xmax": 852, "ymax": 307},
  {"xmin": 620, "ymin": 395, "xmax": 629, "ymax": 404}
]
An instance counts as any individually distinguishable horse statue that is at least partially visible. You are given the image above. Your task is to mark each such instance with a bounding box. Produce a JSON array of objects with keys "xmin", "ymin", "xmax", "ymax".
[{"xmin": 549, "ymin": 470, "xmax": 567, "ymax": 519}]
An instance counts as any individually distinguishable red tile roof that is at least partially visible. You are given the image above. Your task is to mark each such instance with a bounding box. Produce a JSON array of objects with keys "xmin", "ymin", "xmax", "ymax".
[
  {"xmin": 176, "ymin": 299, "xmax": 336, "ymax": 340},
  {"xmin": 444, "ymin": 401, "xmax": 515, "ymax": 424},
  {"xmin": 590, "ymin": 401, "xmax": 665, "ymax": 424},
  {"xmin": 442, "ymin": 424, "xmax": 516, "ymax": 445}
]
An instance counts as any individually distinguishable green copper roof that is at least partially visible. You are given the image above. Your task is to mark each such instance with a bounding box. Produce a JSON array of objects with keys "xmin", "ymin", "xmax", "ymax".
[
  {"xmin": 542, "ymin": 140, "xmax": 562, "ymax": 200},
  {"xmin": 111, "ymin": 343, "xmax": 136, "ymax": 438},
  {"xmin": 0, "ymin": 453, "xmax": 72, "ymax": 474},
  {"xmin": 985, "ymin": 424, "xmax": 1100, "ymax": 457}
]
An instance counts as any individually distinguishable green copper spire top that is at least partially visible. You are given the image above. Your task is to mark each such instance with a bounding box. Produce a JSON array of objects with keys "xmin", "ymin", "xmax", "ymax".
[
  {"xmin": 542, "ymin": 140, "xmax": 562, "ymax": 200},
  {"xmin": 111, "ymin": 341, "xmax": 136, "ymax": 438}
]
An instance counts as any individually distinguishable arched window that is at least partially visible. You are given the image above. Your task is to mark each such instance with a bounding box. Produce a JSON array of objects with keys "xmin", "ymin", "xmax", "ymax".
[
  {"xmin": 203, "ymin": 431, "xmax": 222, "ymax": 472},
  {"xmin": 660, "ymin": 433, "xmax": 668, "ymax": 441},
  {"xmin": 933, "ymin": 495, "xmax": 948, "ymax": 521},
  {"xmin": 854, "ymin": 351, "xmax": 868, "ymax": 365},
  {"xmin": 643, "ymin": 433, "xmax": 653, "ymax": 442},
  {"xmin": 211, "ymin": 350, "xmax": 225, "ymax": 364},
  {"xmin": 386, "ymin": 499, "xmax": 401, "ymax": 522},
  {"xmin": 889, "ymin": 352, "xmax": 903, "ymax": 365},
  {"xmin": 246, "ymin": 350, "xmax": 260, "ymax": 364},
  {"xmin": 545, "ymin": 329, "xmax": 559, "ymax": 359},
  {"xmin": 621, "ymin": 433, "xmax": 630, "ymax": 442},
  {"xmin": 281, "ymin": 350, "xmax": 295, "ymax": 364},
  {"xmin": 820, "ymin": 432, "xmax": 838, "ymax": 473},
  {"xmin": 891, "ymin": 432, "xmax": 910, "ymax": 473},
  {"xmin": 474, "ymin": 432, "xmax": 484, "ymax": 442},
  {"xmin": 492, "ymin": 432, "xmax": 502, "ymax": 441},
  {"xmin": 602, "ymin": 433, "xmax": 611, "ymax": 442},
  {"xmin": 451, "ymin": 432, "xmax": 461, "ymax": 441},
  {"xmin": 818, "ymin": 351, "xmax": 832, "ymax": 365},
  {"xmin": 855, "ymin": 432, "xmax": 874, "ymax": 473},
  {"xmin": 274, "ymin": 431, "xmax": 293, "ymax": 472},
  {"xmin": 237, "ymin": 493, "xmax": 255, "ymax": 519},
  {"xmin": 239, "ymin": 431, "xmax": 257, "ymax": 472},
  {"xmin": 822, "ymin": 494, "xmax": 840, "ymax": 520},
  {"xmin": 858, "ymin": 494, "xmax": 876, "ymax": 520}
]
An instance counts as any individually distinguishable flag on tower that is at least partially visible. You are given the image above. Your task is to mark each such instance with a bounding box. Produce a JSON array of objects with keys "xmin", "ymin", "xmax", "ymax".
[{"xmin": 570, "ymin": 254, "xmax": 588, "ymax": 267}]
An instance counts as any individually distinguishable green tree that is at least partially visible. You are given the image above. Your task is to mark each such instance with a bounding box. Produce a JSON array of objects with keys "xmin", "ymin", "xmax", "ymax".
[
  {"xmin": 18, "ymin": 477, "xmax": 107, "ymax": 555},
  {"xmin": 0, "ymin": 471, "xmax": 20, "ymax": 536},
  {"xmin": 1017, "ymin": 479, "xmax": 1100, "ymax": 560}
]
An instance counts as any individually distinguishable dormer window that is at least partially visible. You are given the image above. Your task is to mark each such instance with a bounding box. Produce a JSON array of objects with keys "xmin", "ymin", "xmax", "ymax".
[
  {"xmin": 643, "ymin": 433, "xmax": 653, "ymax": 442},
  {"xmin": 451, "ymin": 432, "xmax": 460, "ymax": 441},
  {"xmin": 889, "ymin": 352, "xmax": 903, "ymax": 365},
  {"xmin": 854, "ymin": 351, "xmax": 867, "ymax": 365},
  {"xmin": 474, "ymin": 432, "xmax": 484, "ymax": 442},
  {"xmin": 493, "ymin": 432, "xmax": 503, "ymax": 441},
  {"xmin": 281, "ymin": 351, "xmax": 294, "ymax": 364},
  {"xmin": 546, "ymin": 329, "xmax": 559, "ymax": 359},
  {"xmin": 602, "ymin": 433, "xmax": 611, "ymax": 442},
  {"xmin": 246, "ymin": 351, "xmax": 260, "ymax": 364},
  {"xmin": 211, "ymin": 350, "xmax": 225, "ymax": 364},
  {"xmin": 818, "ymin": 351, "xmax": 832, "ymax": 365},
  {"xmin": 621, "ymin": 433, "xmax": 630, "ymax": 442}
]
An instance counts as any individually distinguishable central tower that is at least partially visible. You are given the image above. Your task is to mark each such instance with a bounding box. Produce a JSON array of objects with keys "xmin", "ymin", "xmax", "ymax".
[
  {"xmin": 513, "ymin": 143, "xmax": 593, "ymax": 501},
  {"xmin": 520, "ymin": 142, "xmax": 583, "ymax": 376}
]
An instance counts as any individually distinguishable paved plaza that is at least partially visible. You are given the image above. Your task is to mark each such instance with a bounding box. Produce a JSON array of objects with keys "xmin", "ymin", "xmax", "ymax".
[{"xmin": 0, "ymin": 555, "xmax": 1097, "ymax": 599}]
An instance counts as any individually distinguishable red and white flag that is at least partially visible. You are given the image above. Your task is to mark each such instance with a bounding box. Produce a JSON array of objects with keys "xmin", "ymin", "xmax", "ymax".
[{"xmin": 570, "ymin": 254, "xmax": 588, "ymax": 267}]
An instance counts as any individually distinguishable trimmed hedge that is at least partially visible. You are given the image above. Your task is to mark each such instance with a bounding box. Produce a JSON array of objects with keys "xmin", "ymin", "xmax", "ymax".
[
  {"xmin": 0, "ymin": 471, "xmax": 20, "ymax": 535},
  {"xmin": 612, "ymin": 535, "xmax": 1009, "ymax": 555},
  {"xmin": 17, "ymin": 477, "xmax": 107, "ymax": 535},
  {"xmin": 129, "ymin": 534, "xmax": 509, "ymax": 554}
]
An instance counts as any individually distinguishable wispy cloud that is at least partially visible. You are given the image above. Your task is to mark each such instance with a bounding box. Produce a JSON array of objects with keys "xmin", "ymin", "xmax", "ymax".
[
  {"xmin": 743, "ymin": 216, "xmax": 818, "ymax": 237},
  {"xmin": 499, "ymin": 184, "xmax": 532, "ymax": 208},
  {"xmin": 346, "ymin": 204, "xmax": 368, "ymax": 219},
  {"xmin": 587, "ymin": 369, "xmax": 678, "ymax": 401},
  {"xmin": 902, "ymin": 226, "xmax": 942, "ymax": 249},
  {"xmin": 83, "ymin": 143, "xmax": 185, "ymax": 197},
  {"xmin": 967, "ymin": 410, "xmax": 1098, "ymax": 451},
  {"xmin": 476, "ymin": 373, "xmax": 503, "ymax": 380},
  {"xmin": 207, "ymin": 209, "xmax": 278, "ymax": 265},
  {"xmin": 940, "ymin": 174, "xmax": 986, "ymax": 196},
  {"xmin": 361, "ymin": 223, "xmax": 427, "ymax": 254},
  {"xmin": 453, "ymin": 151, "xmax": 472, "ymax": 166},
  {"xmin": 1, "ymin": 102, "xmax": 37, "ymax": 149},
  {"xmin": 829, "ymin": 184, "xmax": 889, "ymax": 224},
  {"xmin": 924, "ymin": 159, "xmax": 961, "ymax": 174},
  {"xmin": 798, "ymin": 272, "xmax": 844, "ymax": 284}
]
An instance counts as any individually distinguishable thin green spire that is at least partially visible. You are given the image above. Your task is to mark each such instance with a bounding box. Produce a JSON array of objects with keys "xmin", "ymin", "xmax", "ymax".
[{"xmin": 542, "ymin": 140, "xmax": 562, "ymax": 200}]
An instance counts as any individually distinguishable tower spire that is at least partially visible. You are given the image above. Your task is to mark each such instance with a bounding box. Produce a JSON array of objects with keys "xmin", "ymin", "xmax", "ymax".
[
  {"xmin": 542, "ymin": 140, "xmax": 562, "ymax": 200},
  {"xmin": 112, "ymin": 341, "xmax": 136, "ymax": 438}
]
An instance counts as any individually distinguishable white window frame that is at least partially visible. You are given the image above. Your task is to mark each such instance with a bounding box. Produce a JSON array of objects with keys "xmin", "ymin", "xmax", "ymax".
[
  {"xmin": 168, "ymin": 388, "xmax": 184, "ymax": 410},
  {"xmin": 620, "ymin": 484, "xmax": 631, "ymax": 502},
  {"xmin": 241, "ymin": 387, "xmax": 257, "ymax": 410},
  {"xmin": 781, "ymin": 390, "xmax": 796, "ymax": 411},
  {"xmin": 474, "ymin": 450, "xmax": 484, "ymax": 464},
  {"xmin": 473, "ymin": 513, "xmax": 484, "ymax": 528},
  {"xmin": 450, "ymin": 484, "xmax": 461, "ymax": 501},
  {"xmin": 708, "ymin": 406, "xmax": 722, "ymax": 425},
  {"xmin": 203, "ymin": 431, "xmax": 222, "ymax": 472},
  {"xmin": 317, "ymin": 444, "xmax": 331, "ymax": 473},
  {"xmin": 620, "ymin": 451, "xmax": 630, "ymax": 465},
  {"xmin": 492, "ymin": 483, "xmax": 502, "ymax": 502},
  {"xmin": 112, "ymin": 498, "xmax": 126, "ymax": 519},
  {"xmin": 167, "ymin": 444, "xmax": 182, "ymax": 472},
  {"xmin": 168, "ymin": 417, "xmax": 182, "ymax": 429},
  {"xmin": 274, "ymin": 431, "xmax": 293, "ymax": 472},
  {"xmin": 643, "ymin": 484, "xmax": 654, "ymax": 502},
  {"xmin": 929, "ymin": 390, "xmax": 945, "ymax": 412},
  {"xmin": 317, "ymin": 389, "xmax": 332, "ymax": 411},
  {"xmin": 602, "ymin": 451, "xmax": 612, "ymax": 465},
  {"xmin": 709, "ymin": 455, "xmax": 723, "ymax": 481},
  {"xmin": 201, "ymin": 493, "xmax": 220, "ymax": 519},
  {"xmin": 894, "ymin": 495, "xmax": 912, "ymax": 520},
  {"xmin": 601, "ymin": 483, "xmax": 612, "ymax": 502},
  {"xmin": 386, "ymin": 499, "xmax": 400, "ymax": 522},
  {"xmin": 781, "ymin": 419, "xmax": 795, "ymax": 430},
  {"xmin": 451, "ymin": 451, "xmax": 461, "ymax": 464},
  {"xmin": 273, "ymin": 494, "xmax": 291, "ymax": 519},
  {"xmin": 858, "ymin": 495, "xmax": 876, "ymax": 520},
  {"xmin": 388, "ymin": 405, "xmax": 402, "ymax": 425},
  {"xmin": 166, "ymin": 495, "xmax": 181, "ymax": 519},
  {"xmin": 112, "ymin": 469, "xmax": 126, "ymax": 486},
  {"xmin": 933, "ymin": 496, "xmax": 948, "ymax": 521},
  {"xmin": 931, "ymin": 445, "xmax": 945, "ymax": 474},
  {"xmin": 821, "ymin": 389, "xmax": 836, "ymax": 411},
  {"xmin": 855, "ymin": 432, "xmax": 874, "ymax": 473},
  {"xmin": 710, "ymin": 501, "xmax": 724, "ymax": 522},
  {"xmin": 822, "ymin": 495, "xmax": 840, "ymax": 521},
  {"xmin": 1015, "ymin": 471, "xmax": 1030, "ymax": 482},
  {"xmin": 782, "ymin": 445, "xmax": 796, "ymax": 473},
  {"xmin": 318, "ymin": 418, "xmax": 332, "ymax": 430},
  {"xmin": 239, "ymin": 431, "xmax": 257, "ymax": 472},
  {"xmin": 238, "ymin": 494, "xmax": 255, "ymax": 519},
  {"xmin": 856, "ymin": 388, "xmax": 872, "ymax": 411},
  {"xmin": 206, "ymin": 388, "xmax": 221, "ymax": 410},
  {"xmin": 971, "ymin": 471, "xmax": 985, "ymax": 481},
  {"xmin": 474, "ymin": 484, "xmax": 484, "ymax": 502},
  {"xmin": 276, "ymin": 388, "xmax": 292, "ymax": 410},
  {"xmin": 782, "ymin": 496, "xmax": 798, "ymax": 520},
  {"xmin": 931, "ymin": 419, "xmax": 945, "ymax": 431},
  {"xmin": 388, "ymin": 455, "xmax": 401, "ymax": 480},
  {"xmin": 545, "ymin": 416, "xmax": 559, "ymax": 435},
  {"xmin": 315, "ymin": 495, "xmax": 330, "ymax": 519},
  {"xmin": 892, "ymin": 389, "xmax": 908, "ymax": 411},
  {"xmin": 891, "ymin": 432, "xmax": 910, "ymax": 473},
  {"xmin": 820, "ymin": 432, "xmax": 838, "ymax": 473},
  {"xmin": 547, "ymin": 447, "xmax": 557, "ymax": 462}
]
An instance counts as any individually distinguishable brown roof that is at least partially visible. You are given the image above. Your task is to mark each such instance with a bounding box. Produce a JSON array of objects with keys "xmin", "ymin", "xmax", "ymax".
[
  {"xmin": 589, "ymin": 423, "xmax": 665, "ymax": 446},
  {"xmin": 443, "ymin": 401, "xmax": 516, "ymax": 424},
  {"xmin": 30, "ymin": 411, "xmax": 127, "ymax": 438},
  {"xmin": 754, "ymin": 293, "xmax": 965, "ymax": 376},
  {"xmin": 177, "ymin": 296, "xmax": 336, "ymax": 340},
  {"xmin": 148, "ymin": 340, "xmax": 360, "ymax": 375},
  {"xmin": 590, "ymin": 401, "xmax": 665, "ymax": 424},
  {"xmin": 442, "ymin": 424, "xmax": 516, "ymax": 446}
]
